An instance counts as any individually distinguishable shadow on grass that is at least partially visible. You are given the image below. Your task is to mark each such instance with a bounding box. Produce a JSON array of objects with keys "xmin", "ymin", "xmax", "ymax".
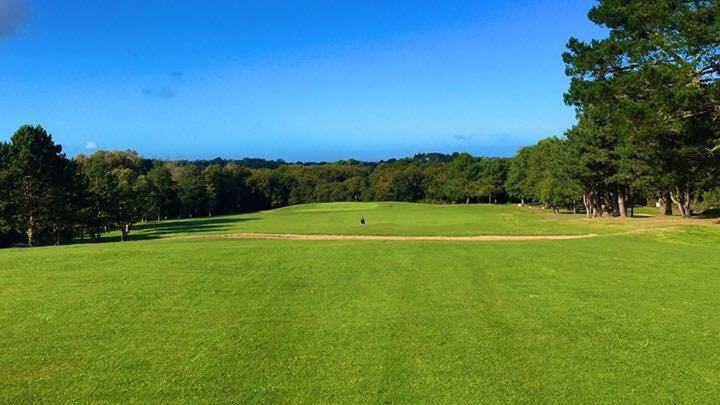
[
  {"xmin": 135, "ymin": 217, "xmax": 256, "ymax": 234},
  {"xmin": 696, "ymin": 208, "xmax": 720, "ymax": 220},
  {"xmin": 92, "ymin": 216, "xmax": 260, "ymax": 244}
]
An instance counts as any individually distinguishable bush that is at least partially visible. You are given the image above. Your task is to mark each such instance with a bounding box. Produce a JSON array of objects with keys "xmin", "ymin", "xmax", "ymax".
[{"xmin": 703, "ymin": 188, "xmax": 720, "ymax": 208}]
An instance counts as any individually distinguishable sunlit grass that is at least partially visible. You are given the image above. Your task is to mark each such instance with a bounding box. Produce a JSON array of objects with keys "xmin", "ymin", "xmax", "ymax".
[
  {"xmin": 2, "ymin": 203, "xmax": 720, "ymax": 402},
  {"xmin": 126, "ymin": 202, "xmax": 640, "ymax": 240}
]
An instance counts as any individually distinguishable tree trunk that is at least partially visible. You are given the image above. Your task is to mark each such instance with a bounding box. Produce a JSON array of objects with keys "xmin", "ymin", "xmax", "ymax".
[
  {"xmin": 671, "ymin": 186, "xmax": 692, "ymax": 219},
  {"xmin": 488, "ymin": 195, "xmax": 492, "ymax": 204},
  {"xmin": 591, "ymin": 191, "xmax": 602, "ymax": 218},
  {"xmin": 583, "ymin": 193, "xmax": 592, "ymax": 219},
  {"xmin": 617, "ymin": 190, "xmax": 627, "ymax": 218},
  {"xmin": 120, "ymin": 224, "xmax": 131, "ymax": 242},
  {"xmin": 609, "ymin": 190, "xmax": 620, "ymax": 217},
  {"xmin": 661, "ymin": 192, "xmax": 673, "ymax": 216},
  {"xmin": 670, "ymin": 191, "xmax": 685, "ymax": 218},
  {"xmin": 26, "ymin": 215, "xmax": 34, "ymax": 247},
  {"xmin": 521, "ymin": 197, "xmax": 525, "ymax": 206},
  {"xmin": 54, "ymin": 225, "xmax": 61, "ymax": 245}
]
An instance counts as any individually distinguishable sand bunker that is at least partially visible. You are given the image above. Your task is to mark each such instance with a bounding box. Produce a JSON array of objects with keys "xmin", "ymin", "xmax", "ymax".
[{"xmin": 195, "ymin": 232, "xmax": 598, "ymax": 241}]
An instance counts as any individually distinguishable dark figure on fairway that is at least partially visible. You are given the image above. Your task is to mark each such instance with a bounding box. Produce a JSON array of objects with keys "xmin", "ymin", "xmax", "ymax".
[{"xmin": 360, "ymin": 217, "xmax": 366, "ymax": 226}]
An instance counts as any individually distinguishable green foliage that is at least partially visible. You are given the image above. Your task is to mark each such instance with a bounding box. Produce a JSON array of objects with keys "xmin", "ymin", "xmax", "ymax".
[
  {"xmin": 704, "ymin": 188, "xmax": 720, "ymax": 208},
  {"xmin": 563, "ymin": 0, "xmax": 720, "ymax": 218},
  {"xmin": 370, "ymin": 161, "xmax": 426, "ymax": 202},
  {"xmin": 2, "ymin": 125, "xmax": 82, "ymax": 246},
  {"xmin": 505, "ymin": 147, "xmax": 531, "ymax": 203},
  {"xmin": 147, "ymin": 161, "xmax": 178, "ymax": 220},
  {"xmin": 0, "ymin": 142, "xmax": 18, "ymax": 245},
  {"xmin": 535, "ymin": 138, "xmax": 583, "ymax": 212},
  {"xmin": 76, "ymin": 150, "xmax": 146, "ymax": 241},
  {"xmin": 445, "ymin": 153, "xmax": 482, "ymax": 203},
  {"xmin": 221, "ymin": 163, "xmax": 253, "ymax": 211},
  {"xmin": 506, "ymin": 138, "xmax": 582, "ymax": 213},
  {"xmin": 477, "ymin": 158, "xmax": 507, "ymax": 203},
  {"xmin": 247, "ymin": 168, "xmax": 286, "ymax": 209},
  {"xmin": 278, "ymin": 164, "xmax": 370, "ymax": 204},
  {"xmin": 172, "ymin": 164, "xmax": 208, "ymax": 217},
  {"xmin": 202, "ymin": 164, "xmax": 224, "ymax": 217}
]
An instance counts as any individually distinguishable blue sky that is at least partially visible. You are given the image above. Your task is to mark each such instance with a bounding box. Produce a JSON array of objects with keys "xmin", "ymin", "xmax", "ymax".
[{"xmin": 0, "ymin": 0, "xmax": 604, "ymax": 161}]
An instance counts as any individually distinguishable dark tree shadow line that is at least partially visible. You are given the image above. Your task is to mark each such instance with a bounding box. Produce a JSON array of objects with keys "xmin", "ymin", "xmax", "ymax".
[{"xmin": 88, "ymin": 217, "xmax": 259, "ymax": 244}]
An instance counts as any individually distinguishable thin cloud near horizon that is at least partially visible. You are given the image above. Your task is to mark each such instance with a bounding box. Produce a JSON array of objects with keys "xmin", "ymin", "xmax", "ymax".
[
  {"xmin": 142, "ymin": 86, "xmax": 175, "ymax": 99},
  {"xmin": 0, "ymin": 0, "xmax": 29, "ymax": 39}
]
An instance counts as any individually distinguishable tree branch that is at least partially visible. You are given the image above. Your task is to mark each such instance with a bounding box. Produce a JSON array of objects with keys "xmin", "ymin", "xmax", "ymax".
[{"xmin": 698, "ymin": 64, "xmax": 720, "ymax": 77}]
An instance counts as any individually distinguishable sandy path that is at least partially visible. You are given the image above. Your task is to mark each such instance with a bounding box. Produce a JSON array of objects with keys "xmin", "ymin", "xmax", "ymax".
[{"xmin": 193, "ymin": 232, "xmax": 598, "ymax": 241}]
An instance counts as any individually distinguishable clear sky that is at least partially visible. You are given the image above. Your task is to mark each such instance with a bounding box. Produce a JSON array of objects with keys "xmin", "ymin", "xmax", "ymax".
[{"xmin": 0, "ymin": 0, "xmax": 604, "ymax": 161}]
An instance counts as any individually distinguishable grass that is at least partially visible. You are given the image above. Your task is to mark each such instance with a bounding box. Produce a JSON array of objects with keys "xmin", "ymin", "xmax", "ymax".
[
  {"xmin": 631, "ymin": 205, "xmax": 678, "ymax": 217},
  {"xmin": 128, "ymin": 202, "xmax": 635, "ymax": 240},
  {"xmin": 2, "ymin": 203, "xmax": 720, "ymax": 402}
]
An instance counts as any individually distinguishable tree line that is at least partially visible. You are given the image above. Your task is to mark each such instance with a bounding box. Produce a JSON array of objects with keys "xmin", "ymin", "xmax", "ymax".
[
  {"xmin": 557, "ymin": 0, "xmax": 720, "ymax": 218},
  {"xmin": 0, "ymin": 126, "xmax": 515, "ymax": 247}
]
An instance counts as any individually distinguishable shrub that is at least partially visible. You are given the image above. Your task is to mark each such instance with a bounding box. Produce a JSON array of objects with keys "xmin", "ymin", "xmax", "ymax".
[{"xmin": 703, "ymin": 188, "xmax": 720, "ymax": 208}]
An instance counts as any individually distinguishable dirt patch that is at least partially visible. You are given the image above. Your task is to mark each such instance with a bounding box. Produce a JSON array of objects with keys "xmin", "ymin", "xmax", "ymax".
[{"xmin": 190, "ymin": 233, "xmax": 598, "ymax": 242}]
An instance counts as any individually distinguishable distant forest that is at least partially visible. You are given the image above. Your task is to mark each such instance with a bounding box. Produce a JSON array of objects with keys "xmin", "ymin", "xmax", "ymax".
[
  {"xmin": 2, "ymin": 0, "xmax": 719, "ymax": 247},
  {"xmin": 0, "ymin": 127, "xmax": 517, "ymax": 246}
]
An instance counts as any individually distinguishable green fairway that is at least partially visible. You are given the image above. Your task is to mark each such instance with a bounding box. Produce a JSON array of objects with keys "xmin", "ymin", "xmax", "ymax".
[
  {"xmin": 2, "ymin": 203, "xmax": 720, "ymax": 402},
  {"xmin": 128, "ymin": 202, "xmax": 634, "ymax": 240}
]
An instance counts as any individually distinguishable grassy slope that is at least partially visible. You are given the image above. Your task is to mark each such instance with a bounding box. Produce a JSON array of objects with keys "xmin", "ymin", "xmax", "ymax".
[
  {"xmin": 128, "ymin": 202, "xmax": 634, "ymax": 239},
  {"xmin": 2, "ymin": 203, "xmax": 720, "ymax": 402}
]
